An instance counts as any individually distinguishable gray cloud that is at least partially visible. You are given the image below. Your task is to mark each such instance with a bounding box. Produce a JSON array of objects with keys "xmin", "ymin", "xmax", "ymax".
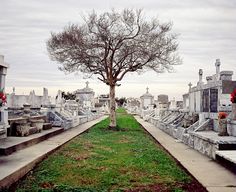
[{"xmin": 1, "ymin": 0, "xmax": 236, "ymax": 99}]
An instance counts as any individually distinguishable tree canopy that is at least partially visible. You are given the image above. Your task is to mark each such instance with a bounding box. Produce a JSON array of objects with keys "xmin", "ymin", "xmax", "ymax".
[{"xmin": 47, "ymin": 9, "xmax": 181, "ymax": 128}]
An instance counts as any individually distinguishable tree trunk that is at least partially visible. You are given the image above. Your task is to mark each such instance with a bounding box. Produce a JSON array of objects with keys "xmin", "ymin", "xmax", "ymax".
[{"xmin": 109, "ymin": 85, "xmax": 116, "ymax": 128}]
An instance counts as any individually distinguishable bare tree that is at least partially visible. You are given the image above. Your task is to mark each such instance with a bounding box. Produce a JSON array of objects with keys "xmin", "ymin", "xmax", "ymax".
[{"xmin": 47, "ymin": 9, "xmax": 181, "ymax": 129}]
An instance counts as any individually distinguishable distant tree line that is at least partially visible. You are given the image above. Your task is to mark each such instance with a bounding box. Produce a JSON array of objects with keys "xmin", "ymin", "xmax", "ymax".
[
  {"xmin": 62, "ymin": 91, "xmax": 76, "ymax": 100},
  {"xmin": 116, "ymin": 97, "xmax": 127, "ymax": 107}
]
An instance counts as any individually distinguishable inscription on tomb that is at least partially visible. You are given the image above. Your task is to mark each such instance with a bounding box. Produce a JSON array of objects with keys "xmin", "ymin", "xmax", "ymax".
[
  {"xmin": 210, "ymin": 89, "xmax": 218, "ymax": 112},
  {"xmin": 202, "ymin": 89, "xmax": 209, "ymax": 112},
  {"xmin": 222, "ymin": 80, "xmax": 236, "ymax": 94}
]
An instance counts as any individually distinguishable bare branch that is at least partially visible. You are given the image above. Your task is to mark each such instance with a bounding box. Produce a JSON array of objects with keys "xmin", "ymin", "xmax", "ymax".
[{"xmin": 47, "ymin": 8, "xmax": 181, "ymax": 86}]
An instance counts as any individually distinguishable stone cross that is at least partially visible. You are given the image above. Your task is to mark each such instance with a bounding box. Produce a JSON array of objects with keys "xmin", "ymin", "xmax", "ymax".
[
  {"xmin": 199, "ymin": 69, "xmax": 203, "ymax": 83},
  {"xmin": 188, "ymin": 82, "xmax": 192, "ymax": 92},
  {"xmin": 215, "ymin": 59, "xmax": 221, "ymax": 80},
  {"xmin": 146, "ymin": 87, "xmax": 149, "ymax": 93},
  {"xmin": 86, "ymin": 81, "xmax": 89, "ymax": 88}
]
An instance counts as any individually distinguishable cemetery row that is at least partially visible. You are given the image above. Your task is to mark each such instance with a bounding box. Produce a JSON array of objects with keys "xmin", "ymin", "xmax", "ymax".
[
  {"xmin": 0, "ymin": 54, "xmax": 110, "ymax": 155},
  {"xmin": 126, "ymin": 59, "xmax": 236, "ymax": 169}
]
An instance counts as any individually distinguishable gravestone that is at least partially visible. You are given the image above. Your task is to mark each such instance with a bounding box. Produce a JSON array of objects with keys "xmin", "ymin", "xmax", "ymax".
[{"xmin": 157, "ymin": 94, "xmax": 168, "ymax": 103}]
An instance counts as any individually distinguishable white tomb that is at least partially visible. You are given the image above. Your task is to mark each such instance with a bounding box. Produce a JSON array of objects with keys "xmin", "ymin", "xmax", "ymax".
[
  {"xmin": 183, "ymin": 59, "xmax": 236, "ymax": 131},
  {"xmin": 0, "ymin": 55, "xmax": 9, "ymax": 139},
  {"xmin": 7, "ymin": 87, "xmax": 50, "ymax": 108},
  {"xmin": 74, "ymin": 82, "xmax": 95, "ymax": 110},
  {"xmin": 140, "ymin": 87, "xmax": 154, "ymax": 109}
]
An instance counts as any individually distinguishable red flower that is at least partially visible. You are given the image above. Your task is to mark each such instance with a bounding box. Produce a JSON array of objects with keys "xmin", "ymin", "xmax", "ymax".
[
  {"xmin": 0, "ymin": 91, "xmax": 7, "ymax": 104},
  {"xmin": 218, "ymin": 112, "xmax": 227, "ymax": 119},
  {"xmin": 230, "ymin": 89, "xmax": 236, "ymax": 103}
]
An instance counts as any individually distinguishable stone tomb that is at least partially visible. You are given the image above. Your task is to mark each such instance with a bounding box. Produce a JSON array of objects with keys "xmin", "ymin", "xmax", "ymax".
[
  {"xmin": 140, "ymin": 87, "xmax": 154, "ymax": 109},
  {"xmin": 74, "ymin": 82, "xmax": 95, "ymax": 110},
  {"xmin": 147, "ymin": 59, "xmax": 236, "ymax": 161},
  {"xmin": 0, "ymin": 55, "xmax": 9, "ymax": 139},
  {"xmin": 7, "ymin": 87, "xmax": 51, "ymax": 108}
]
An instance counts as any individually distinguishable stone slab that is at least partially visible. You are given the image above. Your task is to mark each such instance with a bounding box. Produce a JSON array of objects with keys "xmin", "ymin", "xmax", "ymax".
[
  {"xmin": 134, "ymin": 116, "xmax": 236, "ymax": 192},
  {"xmin": 216, "ymin": 150, "xmax": 236, "ymax": 164},
  {"xmin": 0, "ymin": 127, "xmax": 64, "ymax": 155},
  {"xmin": 0, "ymin": 116, "xmax": 107, "ymax": 189},
  {"xmin": 191, "ymin": 131, "xmax": 236, "ymax": 144}
]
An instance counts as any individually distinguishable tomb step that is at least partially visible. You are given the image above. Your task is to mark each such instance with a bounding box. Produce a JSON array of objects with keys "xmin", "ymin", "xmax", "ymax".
[
  {"xmin": 43, "ymin": 123, "xmax": 52, "ymax": 130},
  {"xmin": 215, "ymin": 150, "xmax": 236, "ymax": 174},
  {"xmin": 0, "ymin": 127, "xmax": 64, "ymax": 156},
  {"xmin": 0, "ymin": 128, "xmax": 6, "ymax": 135}
]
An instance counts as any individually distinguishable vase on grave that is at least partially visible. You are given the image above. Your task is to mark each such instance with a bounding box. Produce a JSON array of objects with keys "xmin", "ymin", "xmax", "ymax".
[
  {"xmin": 218, "ymin": 119, "xmax": 228, "ymax": 136},
  {"xmin": 218, "ymin": 112, "xmax": 228, "ymax": 136}
]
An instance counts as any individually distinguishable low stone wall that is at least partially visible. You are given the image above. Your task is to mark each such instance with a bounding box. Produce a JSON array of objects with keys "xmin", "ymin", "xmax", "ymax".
[
  {"xmin": 149, "ymin": 116, "xmax": 223, "ymax": 159},
  {"xmin": 191, "ymin": 132, "xmax": 218, "ymax": 159}
]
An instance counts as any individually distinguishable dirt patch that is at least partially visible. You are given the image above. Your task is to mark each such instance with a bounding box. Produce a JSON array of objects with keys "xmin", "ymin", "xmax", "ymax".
[
  {"xmin": 180, "ymin": 181, "xmax": 207, "ymax": 192},
  {"xmin": 97, "ymin": 145, "xmax": 112, "ymax": 151},
  {"xmin": 125, "ymin": 180, "xmax": 207, "ymax": 192},
  {"xmin": 40, "ymin": 181, "xmax": 54, "ymax": 189},
  {"xmin": 83, "ymin": 141, "xmax": 94, "ymax": 150},
  {"xmin": 125, "ymin": 184, "xmax": 169, "ymax": 192},
  {"xmin": 95, "ymin": 166, "xmax": 108, "ymax": 171},
  {"xmin": 118, "ymin": 136, "xmax": 131, "ymax": 143},
  {"xmin": 75, "ymin": 153, "xmax": 90, "ymax": 161}
]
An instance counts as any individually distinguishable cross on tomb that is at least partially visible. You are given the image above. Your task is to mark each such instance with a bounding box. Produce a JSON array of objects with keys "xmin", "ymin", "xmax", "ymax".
[{"xmin": 86, "ymin": 81, "xmax": 89, "ymax": 88}]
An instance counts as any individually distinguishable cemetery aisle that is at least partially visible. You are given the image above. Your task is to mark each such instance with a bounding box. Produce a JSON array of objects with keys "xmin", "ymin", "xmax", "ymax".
[
  {"xmin": 135, "ymin": 116, "xmax": 236, "ymax": 192},
  {"xmin": 0, "ymin": 115, "xmax": 107, "ymax": 189}
]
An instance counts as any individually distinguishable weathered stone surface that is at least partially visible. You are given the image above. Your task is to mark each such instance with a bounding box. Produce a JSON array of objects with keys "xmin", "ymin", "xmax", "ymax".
[
  {"xmin": 30, "ymin": 119, "xmax": 44, "ymax": 132},
  {"xmin": 182, "ymin": 133, "xmax": 190, "ymax": 145},
  {"xmin": 15, "ymin": 123, "xmax": 30, "ymax": 136},
  {"xmin": 176, "ymin": 127, "xmax": 187, "ymax": 140},
  {"xmin": 193, "ymin": 135, "xmax": 216, "ymax": 158},
  {"xmin": 28, "ymin": 127, "xmax": 38, "ymax": 135}
]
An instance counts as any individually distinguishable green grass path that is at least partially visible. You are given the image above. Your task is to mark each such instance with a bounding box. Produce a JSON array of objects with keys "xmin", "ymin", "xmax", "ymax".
[{"xmin": 15, "ymin": 109, "xmax": 199, "ymax": 192}]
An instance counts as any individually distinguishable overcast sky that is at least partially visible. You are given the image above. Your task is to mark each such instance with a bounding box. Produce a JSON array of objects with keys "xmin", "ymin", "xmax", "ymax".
[{"xmin": 0, "ymin": 0, "xmax": 236, "ymax": 100}]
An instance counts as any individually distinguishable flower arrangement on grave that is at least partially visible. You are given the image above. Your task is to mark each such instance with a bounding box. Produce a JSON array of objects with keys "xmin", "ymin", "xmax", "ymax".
[
  {"xmin": 230, "ymin": 89, "xmax": 236, "ymax": 103},
  {"xmin": 218, "ymin": 112, "xmax": 228, "ymax": 136},
  {"xmin": 218, "ymin": 112, "xmax": 227, "ymax": 119},
  {"xmin": 0, "ymin": 88, "xmax": 7, "ymax": 107}
]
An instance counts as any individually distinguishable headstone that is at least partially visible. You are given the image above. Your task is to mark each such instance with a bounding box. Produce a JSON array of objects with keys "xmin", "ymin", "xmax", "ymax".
[{"xmin": 157, "ymin": 94, "xmax": 168, "ymax": 104}]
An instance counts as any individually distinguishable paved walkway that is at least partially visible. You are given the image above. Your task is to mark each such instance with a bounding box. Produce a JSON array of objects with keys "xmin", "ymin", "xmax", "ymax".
[
  {"xmin": 0, "ymin": 116, "xmax": 107, "ymax": 189},
  {"xmin": 135, "ymin": 116, "xmax": 236, "ymax": 192}
]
